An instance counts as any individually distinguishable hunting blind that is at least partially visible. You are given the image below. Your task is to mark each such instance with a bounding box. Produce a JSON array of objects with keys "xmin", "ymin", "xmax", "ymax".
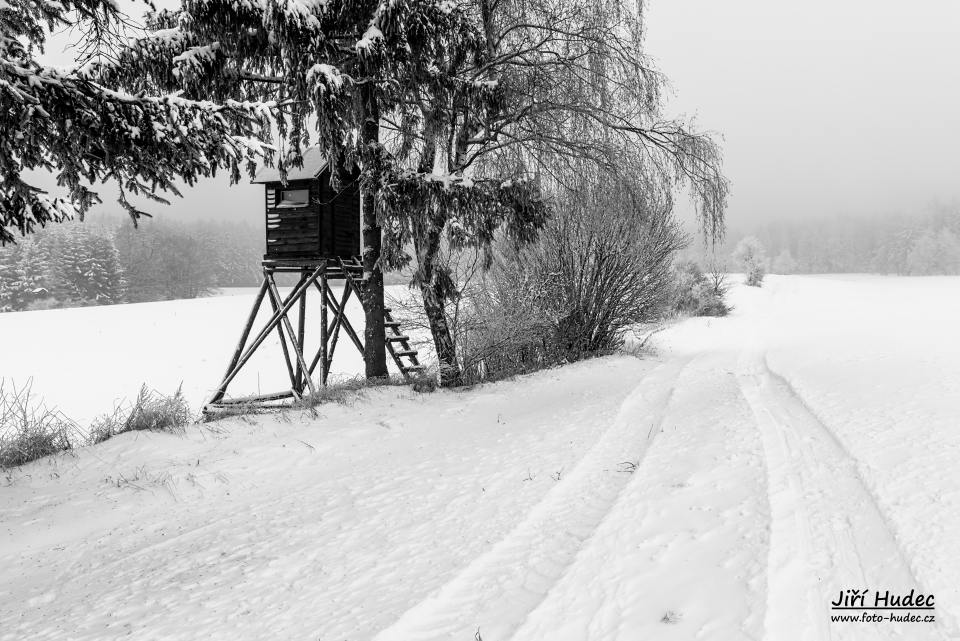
[{"xmin": 204, "ymin": 148, "xmax": 422, "ymax": 414}]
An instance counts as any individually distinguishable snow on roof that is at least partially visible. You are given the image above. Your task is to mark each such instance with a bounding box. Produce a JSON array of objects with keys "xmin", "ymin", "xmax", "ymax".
[{"xmin": 252, "ymin": 147, "xmax": 328, "ymax": 183}]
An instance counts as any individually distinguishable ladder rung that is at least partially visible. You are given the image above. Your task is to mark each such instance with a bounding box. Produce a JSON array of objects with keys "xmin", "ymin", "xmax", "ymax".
[
  {"xmin": 384, "ymin": 321, "xmax": 401, "ymax": 327},
  {"xmin": 393, "ymin": 349, "xmax": 418, "ymax": 357},
  {"xmin": 386, "ymin": 335, "xmax": 410, "ymax": 342}
]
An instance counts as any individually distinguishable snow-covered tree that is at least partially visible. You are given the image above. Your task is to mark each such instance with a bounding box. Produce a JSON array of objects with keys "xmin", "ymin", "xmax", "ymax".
[
  {"xmin": 936, "ymin": 228, "xmax": 960, "ymax": 273},
  {"xmin": 114, "ymin": 221, "xmax": 215, "ymax": 301},
  {"xmin": 906, "ymin": 231, "xmax": 939, "ymax": 275},
  {"xmin": 16, "ymin": 235, "xmax": 53, "ymax": 304},
  {"xmin": 83, "ymin": 233, "xmax": 125, "ymax": 303},
  {"xmin": 0, "ymin": 0, "xmax": 272, "ymax": 244},
  {"xmin": 373, "ymin": 0, "xmax": 729, "ymax": 384},
  {"xmin": 0, "ymin": 243, "xmax": 25, "ymax": 311},
  {"xmin": 49, "ymin": 228, "xmax": 87, "ymax": 302},
  {"xmin": 772, "ymin": 249, "xmax": 798, "ymax": 274},
  {"xmin": 907, "ymin": 228, "xmax": 960, "ymax": 275},
  {"xmin": 3, "ymin": 0, "xmax": 727, "ymax": 383},
  {"xmin": 76, "ymin": 0, "xmax": 497, "ymax": 377},
  {"xmin": 734, "ymin": 236, "xmax": 767, "ymax": 287}
]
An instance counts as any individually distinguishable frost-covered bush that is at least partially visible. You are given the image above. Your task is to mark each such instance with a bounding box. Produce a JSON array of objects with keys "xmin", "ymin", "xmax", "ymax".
[
  {"xmin": 672, "ymin": 260, "xmax": 730, "ymax": 317},
  {"xmin": 387, "ymin": 252, "xmax": 562, "ymax": 386},
  {"xmin": 733, "ymin": 236, "xmax": 768, "ymax": 287},
  {"xmin": 0, "ymin": 380, "xmax": 80, "ymax": 468},
  {"xmin": 498, "ymin": 176, "xmax": 683, "ymax": 356},
  {"xmin": 89, "ymin": 385, "xmax": 191, "ymax": 444},
  {"xmin": 457, "ymin": 256, "xmax": 564, "ymax": 383},
  {"xmin": 772, "ymin": 249, "xmax": 798, "ymax": 274},
  {"xmin": 389, "ymin": 170, "xmax": 689, "ymax": 384},
  {"xmin": 446, "ymin": 177, "xmax": 685, "ymax": 382}
]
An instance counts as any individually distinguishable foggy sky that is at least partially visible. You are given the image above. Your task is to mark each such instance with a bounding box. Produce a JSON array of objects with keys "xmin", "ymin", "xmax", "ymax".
[
  {"xmin": 644, "ymin": 0, "xmax": 960, "ymax": 227},
  {"xmin": 40, "ymin": 0, "xmax": 960, "ymax": 229}
]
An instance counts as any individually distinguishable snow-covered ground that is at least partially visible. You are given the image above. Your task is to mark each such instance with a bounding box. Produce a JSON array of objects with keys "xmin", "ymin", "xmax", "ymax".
[
  {"xmin": 0, "ymin": 284, "xmax": 418, "ymax": 428},
  {"xmin": 2, "ymin": 275, "xmax": 959, "ymax": 640}
]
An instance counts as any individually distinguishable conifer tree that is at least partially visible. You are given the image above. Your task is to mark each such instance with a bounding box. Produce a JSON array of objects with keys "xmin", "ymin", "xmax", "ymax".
[
  {"xmin": 86, "ymin": 0, "xmax": 507, "ymax": 378},
  {"xmin": 3, "ymin": 0, "xmax": 726, "ymax": 382},
  {"xmin": 16, "ymin": 235, "xmax": 53, "ymax": 304},
  {"xmin": 51, "ymin": 228, "xmax": 89, "ymax": 302},
  {"xmin": 82, "ymin": 233, "xmax": 125, "ymax": 303},
  {"xmin": 0, "ymin": 0, "xmax": 272, "ymax": 244},
  {"xmin": 0, "ymin": 243, "xmax": 25, "ymax": 311}
]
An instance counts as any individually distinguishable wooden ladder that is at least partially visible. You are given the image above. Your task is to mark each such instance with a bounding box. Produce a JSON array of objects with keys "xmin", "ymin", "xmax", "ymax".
[{"xmin": 338, "ymin": 258, "xmax": 425, "ymax": 378}]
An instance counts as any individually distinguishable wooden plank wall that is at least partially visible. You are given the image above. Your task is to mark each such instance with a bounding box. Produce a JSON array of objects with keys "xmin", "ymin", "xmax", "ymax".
[
  {"xmin": 264, "ymin": 180, "xmax": 321, "ymax": 258},
  {"xmin": 262, "ymin": 171, "xmax": 361, "ymax": 260}
]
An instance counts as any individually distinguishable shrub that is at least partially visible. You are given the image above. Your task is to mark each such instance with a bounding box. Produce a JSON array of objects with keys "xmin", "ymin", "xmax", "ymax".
[
  {"xmin": 672, "ymin": 260, "xmax": 730, "ymax": 317},
  {"xmin": 457, "ymin": 259, "xmax": 562, "ymax": 383},
  {"xmin": 509, "ymin": 172, "xmax": 685, "ymax": 357},
  {"xmin": 410, "ymin": 374, "xmax": 438, "ymax": 393},
  {"xmin": 420, "ymin": 171, "xmax": 687, "ymax": 384},
  {"xmin": 388, "ymin": 168, "xmax": 691, "ymax": 386},
  {"xmin": 733, "ymin": 236, "xmax": 768, "ymax": 287},
  {"xmin": 89, "ymin": 384, "xmax": 191, "ymax": 444},
  {"xmin": 772, "ymin": 249, "xmax": 798, "ymax": 274},
  {"xmin": 0, "ymin": 379, "xmax": 81, "ymax": 468}
]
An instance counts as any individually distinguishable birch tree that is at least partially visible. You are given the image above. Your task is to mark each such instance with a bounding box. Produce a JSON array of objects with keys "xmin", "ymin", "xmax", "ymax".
[{"xmin": 376, "ymin": 0, "xmax": 729, "ymax": 385}]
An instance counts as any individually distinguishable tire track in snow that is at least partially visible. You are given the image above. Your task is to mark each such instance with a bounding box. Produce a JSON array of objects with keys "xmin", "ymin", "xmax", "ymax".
[
  {"xmin": 370, "ymin": 357, "xmax": 690, "ymax": 641},
  {"xmin": 737, "ymin": 352, "xmax": 948, "ymax": 641},
  {"xmin": 505, "ymin": 354, "xmax": 770, "ymax": 641}
]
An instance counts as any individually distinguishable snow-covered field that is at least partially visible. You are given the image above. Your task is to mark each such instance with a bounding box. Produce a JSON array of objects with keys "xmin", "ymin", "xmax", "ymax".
[
  {"xmin": 2, "ymin": 275, "xmax": 960, "ymax": 640},
  {"xmin": 0, "ymin": 284, "xmax": 418, "ymax": 428}
]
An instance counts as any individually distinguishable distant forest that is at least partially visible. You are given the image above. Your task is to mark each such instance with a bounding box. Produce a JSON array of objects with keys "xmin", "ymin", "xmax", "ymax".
[
  {"xmin": 3, "ymin": 203, "xmax": 960, "ymax": 313},
  {"xmin": 694, "ymin": 204, "xmax": 960, "ymax": 275},
  {"xmin": 0, "ymin": 214, "xmax": 411, "ymax": 312},
  {"xmin": 0, "ymin": 217, "xmax": 263, "ymax": 312}
]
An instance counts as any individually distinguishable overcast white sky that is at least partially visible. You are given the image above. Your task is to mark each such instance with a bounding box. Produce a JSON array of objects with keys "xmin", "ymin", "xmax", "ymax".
[
  {"xmin": 644, "ymin": 0, "xmax": 960, "ymax": 226},
  {"xmin": 49, "ymin": 0, "xmax": 960, "ymax": 228}
]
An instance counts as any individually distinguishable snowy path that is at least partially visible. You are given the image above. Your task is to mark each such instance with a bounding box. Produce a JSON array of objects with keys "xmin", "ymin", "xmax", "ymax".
[
  {"xmin": 3, "ymin": 277, "xmax": 960, "ymax": 640},
  {"xmin": 372, "ymin": 358, "xmax": 689, "ymax": 641},
  {"xmin": 738, "ymin": 353, "xmax": 943, "ymax": 641}
]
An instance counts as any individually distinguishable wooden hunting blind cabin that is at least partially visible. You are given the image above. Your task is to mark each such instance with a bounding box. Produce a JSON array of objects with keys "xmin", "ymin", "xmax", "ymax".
[
  {"xmin": 260, "ymin": 148, "xmax": 361, "ymax": 261},
  {"xmin": 204, "ymin": 148, "xmax": 422, "ymax": 414}
]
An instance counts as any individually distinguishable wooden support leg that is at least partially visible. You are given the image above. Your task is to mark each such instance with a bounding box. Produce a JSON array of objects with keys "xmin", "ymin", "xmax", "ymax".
[
  {"xmin": 265, "ymin": 277, "xmax": 319, "ymax": 399},
  {"xmin": 322, "ymin": 282, "xmax": 365, "ymax": 356},
  {"xmin": 320, "ymin": 271, "xmax": 329, "ymax": 384},
  {"xmin": 307, "ymin": 280, "xmax": 353, "ymax": 376},
  {"xmin": 295, "ymin": 269, "xmax": 308, "ymax": 392},
  {"xmin": 207, "ymin": 278, "xmax": 269, "ymax": 405},
  {"xmin": 324, "ymin": 282, "xmax": 352, "ymax": 372},
  {"xmin": 265, "ymin": 274, "xmax": 300, "ymax": 396},
  {"xmin": 214, "ymin": 265, "xmax": 324, "ymax": 396}
]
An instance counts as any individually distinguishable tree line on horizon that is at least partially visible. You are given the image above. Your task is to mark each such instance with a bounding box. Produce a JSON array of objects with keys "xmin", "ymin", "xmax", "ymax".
[
  {"xmin": 0, "ymin": 219, "xmax": 263, "ymax": 312},
  {"xmin": 688, "ymin": 205, "xmax": 960, "ymax": 276}
]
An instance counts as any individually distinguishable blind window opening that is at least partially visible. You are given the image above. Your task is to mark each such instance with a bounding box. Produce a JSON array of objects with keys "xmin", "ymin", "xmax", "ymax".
[{"xmin": 277, "ymin": 188, "xmax": 310, "ymax": 208}]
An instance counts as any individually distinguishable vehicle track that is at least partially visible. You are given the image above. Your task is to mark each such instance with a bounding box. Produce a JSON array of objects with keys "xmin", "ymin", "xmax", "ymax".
[
  {"xmin": 737, "ymin": 352, "xmax": 947, "ymax": 641},
  {"xmin": 370, "ymin": 357, "xmax": 690, "ymax": 641}
]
